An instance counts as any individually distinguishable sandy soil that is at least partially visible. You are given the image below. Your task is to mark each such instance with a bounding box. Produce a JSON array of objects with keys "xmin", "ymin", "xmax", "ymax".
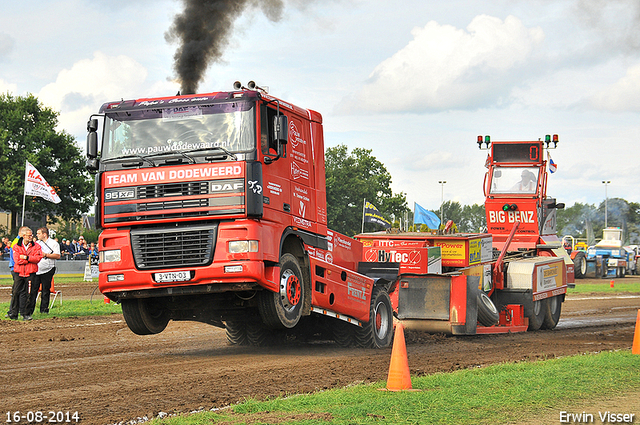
[{"xmin": 0, "ymin": 277, "xmax": 639, "ymax": 425}]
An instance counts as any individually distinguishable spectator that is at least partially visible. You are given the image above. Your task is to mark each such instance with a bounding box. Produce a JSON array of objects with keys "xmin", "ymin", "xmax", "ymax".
[
  {"xmin": 8, "ymin": 227, "xmax": 42, "ymax": 321},
  {"xmin": 65, "ymin": 239, "xmax": 76, "ymax": 260},
  {"xmin": 60, "ymin": 239, "xmax": 68, "ymax": 259},
  {"xmin": 26, "ymin": 227, "xmax": 60, "ymax": 315},
  {"xmin": 5, "ymin": 230, "xmax": 23, "ymax": 319},
  {"xmin": 72, "ymin": 238, "xmax": 80, "ymax": 253},
  {"xmin": 74, "ymin": 239, "xmax": 90, "ymax": 260},
  {"xmin": 89, "ymin": 242, "xmax": 99, "ymax": 260},
  {"xmin": 2, "ymin": 236, "xmax": 10, "ymax": 260}
]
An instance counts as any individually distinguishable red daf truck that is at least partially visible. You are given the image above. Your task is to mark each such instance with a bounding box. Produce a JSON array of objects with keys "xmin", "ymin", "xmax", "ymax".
[{"xmin": 85, "ymin": 83, "xmax": 396, "ymax": 348}]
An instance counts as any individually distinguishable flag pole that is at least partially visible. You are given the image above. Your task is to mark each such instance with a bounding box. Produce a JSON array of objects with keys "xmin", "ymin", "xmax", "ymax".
[
  {"xmin": 361, "ymin": 198, "xmax": 366, "ymax": 234},
  {"xmin": 21, "ymin": 160, "xmax": 28, "ymax": 226}
]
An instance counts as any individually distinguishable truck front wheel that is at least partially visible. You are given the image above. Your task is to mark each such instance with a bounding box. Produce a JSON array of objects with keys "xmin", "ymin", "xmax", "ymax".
[
  {"xmin": 259, "ymin": 253, "xmax": 305, "ymax": 329},
  {"xmin": 121, "ymin": 298, "xmax": 170, "ymax": 335}
]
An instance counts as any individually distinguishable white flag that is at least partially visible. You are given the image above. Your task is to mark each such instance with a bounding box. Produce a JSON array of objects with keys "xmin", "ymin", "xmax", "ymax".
[{"xmin": 24, "ymin": 160, "xmax": 61, "ymax": 204}]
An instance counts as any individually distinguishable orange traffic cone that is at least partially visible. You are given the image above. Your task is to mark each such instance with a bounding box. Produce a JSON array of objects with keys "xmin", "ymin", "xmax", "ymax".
[
  {"xmin": 633, "ymin": 310, "xmax": 640, "ymax": 355},
  {"xmin": 610, "ymin": 280, "xmax": 615, "ymax": 288},
  {"xmin": 381, "ymin": 323, "xmax": 413, "ymax": 391}
]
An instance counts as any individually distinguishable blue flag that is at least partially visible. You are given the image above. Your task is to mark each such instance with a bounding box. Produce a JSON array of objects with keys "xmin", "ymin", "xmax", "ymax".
[{"xmin": 414, "ymin": 202, "xmax": 440, "ymax": 229}]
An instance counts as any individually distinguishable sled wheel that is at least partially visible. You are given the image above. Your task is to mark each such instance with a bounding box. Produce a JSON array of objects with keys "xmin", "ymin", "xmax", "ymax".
[
  {"xmin": 573, "ymin": 251, "xmax": 587, "ymax": 279},
  {"xmin": 355, "ymin": 286, "xmax": 394, "ymax": 348},
  {"xmin": 541, "ymin": 296, "xmax": 562, "ymax": 330},
  {"xmin": 526, "ymin": 299, "xmax": 547, "ymax": 331},
  {"xmin": 477, "ymin": 292, "xmax": 499, "ymax": 327},
  {"xmin": 121, "ymin": 298, "xmax": 169, "ymax": 335},
  {"xmin": 225, "ymin": 321, "xmax": 249, "ymax": 345},
  {"xmin": 259, "ymin": 253, "xmax": 305, "ymax": 329}
]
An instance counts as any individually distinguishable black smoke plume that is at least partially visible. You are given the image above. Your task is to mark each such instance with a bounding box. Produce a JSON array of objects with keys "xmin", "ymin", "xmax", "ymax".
[{"xmin": 166, "ymin": 0, "xmax": 285, "ymax": 95}]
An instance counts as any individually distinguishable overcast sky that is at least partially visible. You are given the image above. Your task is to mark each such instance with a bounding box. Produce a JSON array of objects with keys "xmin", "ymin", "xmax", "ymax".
[{"xmin": 2, "ymin": 0, "xmax": 639, "ymax": 213}]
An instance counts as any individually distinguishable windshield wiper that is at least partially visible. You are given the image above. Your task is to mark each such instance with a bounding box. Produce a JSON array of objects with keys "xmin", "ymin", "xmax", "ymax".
[
  {"xmin": 143, "ymin": 150, "xmax": 196, "ymax": 164},
  {"xmin": 182, "ymin": 146, "xmax": 238, "ymax": 161},
  {"xmin": 102, "ymin": 154, "xmax": 156, "ymax": 167}
]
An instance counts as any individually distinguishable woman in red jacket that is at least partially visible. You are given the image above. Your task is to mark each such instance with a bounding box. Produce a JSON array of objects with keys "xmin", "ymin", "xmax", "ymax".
[{"xmin": 8, "ymin": 227, "xmax": 42, "ymax": 320}]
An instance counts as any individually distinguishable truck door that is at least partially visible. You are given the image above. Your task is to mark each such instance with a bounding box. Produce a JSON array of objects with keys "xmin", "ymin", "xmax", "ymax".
[{"xmin": 259, "ymin": 105, "xmax": 317, "ymax": 233}]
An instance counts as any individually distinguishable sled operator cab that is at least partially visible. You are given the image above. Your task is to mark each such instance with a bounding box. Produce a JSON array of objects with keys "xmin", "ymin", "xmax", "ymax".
[{"xmin": 480, "ymin": 135, "xmax": 566, "ymax": 253}]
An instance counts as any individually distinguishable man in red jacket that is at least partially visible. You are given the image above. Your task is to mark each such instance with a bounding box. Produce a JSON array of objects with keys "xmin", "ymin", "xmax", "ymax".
[{"xmin": 8, "ymin": 227, "xmax": 42, "ymax": 320}]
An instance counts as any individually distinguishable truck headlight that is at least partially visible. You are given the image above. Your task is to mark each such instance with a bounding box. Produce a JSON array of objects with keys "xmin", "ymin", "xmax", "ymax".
[
  {"xmin": 228, "ymin": 240, "xmax": 259, "ymax": 253},
  {"xmin": 99, "ymin": 249, "xmax": 121, "ymax": 263}
]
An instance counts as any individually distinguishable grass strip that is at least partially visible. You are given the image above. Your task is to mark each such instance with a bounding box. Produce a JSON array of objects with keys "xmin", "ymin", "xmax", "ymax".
[
  {"xmin": 568, "ymin": 281, "xmax": 640, "ymax": 294},
  {"xmin": 151, "ymin": 350, "xmax": 640, "ymax": 425},
  {"xmin": 0, "ymin": 299, "xmax": 121, "ymax": 320},
  {"xmin": 0, "ymin": 276, "xmax": 98, "ymax": 286}
]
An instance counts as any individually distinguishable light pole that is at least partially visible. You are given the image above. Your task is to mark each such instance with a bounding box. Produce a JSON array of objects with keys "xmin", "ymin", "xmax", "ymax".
[
  {"xmin": 602, "ymin": 180, "xmax": 610, "ymax": 228},
  {"xmin": 438, "ymin": 181, "xmax": 446, "ymax": 226}
]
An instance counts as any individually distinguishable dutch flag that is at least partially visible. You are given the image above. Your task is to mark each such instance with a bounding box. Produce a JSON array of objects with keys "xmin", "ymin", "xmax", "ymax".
[{"xmin": 547, "ymin": 152, "xmax": 557, "ymax": 173}]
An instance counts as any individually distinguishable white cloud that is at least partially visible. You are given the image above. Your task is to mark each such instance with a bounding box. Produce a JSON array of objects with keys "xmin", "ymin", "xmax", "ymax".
[
  {"xmin": 37, "ymin": 51, "xmax": 179, "ymax": 141},
  {"xmin": 587, "ymin": 64, "xmax": 640, "ymax": 112},
  {"xmin": 338, "ymin": 15, "xmax": 544, "ymax": 113},
  {"xmin": 0, "ymin": 32, "xmax": 15, "ymax": 59},
  {"xmin": 0, "ymin": 78, "xmax": 17, "ymax": 94}
]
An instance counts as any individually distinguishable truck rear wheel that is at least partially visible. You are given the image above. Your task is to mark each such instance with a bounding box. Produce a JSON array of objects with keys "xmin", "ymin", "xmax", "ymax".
[
  {"xmin": 573, "ymin": 251, "xmax": 587, "ymax": 279},
  {"xmin": 541, "ymin": 296, "xmax": 562, "ymax": 329},
  {"xmin": 246, "ymin": 321, "xmax": 281, "ymax": 346},
  {"xmin": 526, "ymin": 299, "xmax": 547, "ymax": 331},
  {"xmin": 259, "ymin": 253, "xmax": 305, "ymax": 329},
  {"xmin": 225, "ymin": 321, "xmax": 248, "ymax": 345},
  {"xmin": 477, "ymin": 292, "xmax": 499, "ymax": 327},
  {"xmin": 332, "ymin": 320, "xmax": 356, "ymax": 347},
  {"xmin": 355, "ymin": 286, "xmax": 394, "ymax": 348},
  {"xmin": 121, "ymin": 298, "xmax": 170, "ymax": 335}
]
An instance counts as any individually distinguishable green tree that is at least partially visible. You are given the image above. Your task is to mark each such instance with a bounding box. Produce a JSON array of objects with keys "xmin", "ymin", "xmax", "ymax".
[
  {"xmin": 596, "ymin": 198, "xmax": 640, "ymax": 244},
  {"xmin": 556, "ymin": 199, "xmax": 640, "ymax": 245},
  {"xmin": 461, "ymin": 203, "xmax": 486, "ymax": 233},
  {"xmin": 325, "ymin": 145, "xmax": 407, "ymax": 236},
  {"xmin": 0, "ymin": 93, "xmax": 94, "ymax": 233},
  {"xmin": 557, "ymin": 202, "xmax": 596, "ymax": 242},
  {"xmin": 435, "ymin": 201, "xmax": 486, "ymax": 233}
]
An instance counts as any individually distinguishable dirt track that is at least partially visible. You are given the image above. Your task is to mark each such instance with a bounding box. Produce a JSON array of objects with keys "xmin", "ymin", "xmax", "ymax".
[{"xmin": 1, "ymin": 278, "xmax": 639, "ymax": 425}]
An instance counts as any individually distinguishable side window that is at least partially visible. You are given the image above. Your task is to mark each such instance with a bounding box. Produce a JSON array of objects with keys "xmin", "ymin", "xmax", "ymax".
[{"xmin": 260, "ymin": 105, "xmax": 279, "ymax": 156}]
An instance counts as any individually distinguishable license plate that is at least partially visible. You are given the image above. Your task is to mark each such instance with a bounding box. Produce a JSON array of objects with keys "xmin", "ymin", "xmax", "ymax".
[{"xmin": 155, "ymin": 270, "xmax": 191, "ymax": 283}]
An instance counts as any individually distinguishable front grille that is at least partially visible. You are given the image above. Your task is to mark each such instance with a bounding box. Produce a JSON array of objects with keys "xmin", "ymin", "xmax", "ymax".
[
  {"xmin": 139, "ymin": 181, "xmax": 209, "ymax": 198},
  {"xmin": 131, "ymin": 224, "xmax": 217, "ymax": 270},
  {"xmin": 138, "ymin": 198, "xmax": 210, "ymax": 211}
]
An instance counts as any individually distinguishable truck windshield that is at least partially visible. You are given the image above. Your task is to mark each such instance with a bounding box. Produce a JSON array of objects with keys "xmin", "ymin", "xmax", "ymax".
[
  {"xmin": 101, "ymin": 102, "xmax": 255, "ymax": 160},
  {"xmin": 490, "ymin": 167, "xmax": 539, "ymax": 195}
]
